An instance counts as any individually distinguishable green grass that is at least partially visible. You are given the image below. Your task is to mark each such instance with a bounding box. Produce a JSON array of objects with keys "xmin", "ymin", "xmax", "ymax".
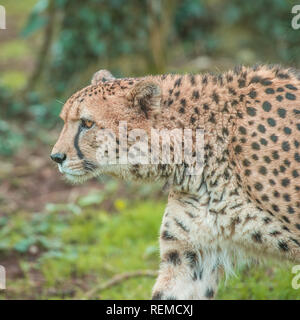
[
  {"xmin": 0, "ymin": 192, "xmax": 299, "ymax": 300},
  {"xmin": 218, "ymin": 263, "xmax": 299, "ymax": 300},
  {"xmin": 0, "ymin": 197, "xmax": 163, "ymax": 299}
]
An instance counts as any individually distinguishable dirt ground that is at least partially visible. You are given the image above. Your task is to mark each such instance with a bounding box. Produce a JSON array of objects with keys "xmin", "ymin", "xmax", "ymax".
[{"xmin": 0, "ymin": 145, "xmax": 103, "ymax": 215}]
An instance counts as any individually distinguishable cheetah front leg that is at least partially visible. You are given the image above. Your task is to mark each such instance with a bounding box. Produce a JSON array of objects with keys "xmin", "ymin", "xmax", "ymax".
[
  {"xmin": 152, "ymin": 237, "xmax": 222, "ymax": 300},
  {"xmin": 151, "ymin": 192, "xmax": 224, "ymax": 300}
]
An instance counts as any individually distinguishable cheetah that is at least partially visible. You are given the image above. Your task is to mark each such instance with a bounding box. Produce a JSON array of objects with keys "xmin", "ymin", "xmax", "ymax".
[{"xmin": 51, "ymin": 65, "xmax": 300, "ymax": 299}]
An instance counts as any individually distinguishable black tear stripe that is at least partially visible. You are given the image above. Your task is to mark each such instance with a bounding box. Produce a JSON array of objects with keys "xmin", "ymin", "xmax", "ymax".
[
  {"xmin": 74, "ymin": 125, "xmax": 98, "ymax": 172},
  {"xmin": 74, "ymin": 125, "xmax": 84, "ymax": 159}
]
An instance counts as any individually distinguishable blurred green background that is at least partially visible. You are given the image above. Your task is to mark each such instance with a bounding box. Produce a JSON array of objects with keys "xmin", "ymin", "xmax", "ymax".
[{"xmin": 0, "ymin": 0, "xmax": 299, "ymax": 300}]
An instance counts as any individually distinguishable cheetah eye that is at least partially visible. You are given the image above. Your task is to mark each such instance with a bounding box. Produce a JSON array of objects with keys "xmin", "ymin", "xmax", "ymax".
[{"xmin": 80, "ymin": 118, "xmax": 94, "ymax": 129}]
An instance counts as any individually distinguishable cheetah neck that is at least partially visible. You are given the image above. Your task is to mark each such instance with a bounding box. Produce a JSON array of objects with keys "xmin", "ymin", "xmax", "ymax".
[{"xmin": 153, "ymin": 72, "xmax": 242, "ymax": 195}]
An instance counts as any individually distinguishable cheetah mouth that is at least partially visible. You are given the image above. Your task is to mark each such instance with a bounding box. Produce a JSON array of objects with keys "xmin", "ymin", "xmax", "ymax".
[
  {"xmin": 58, "ymin": 159, "xmax": 99, "ymax": 176},
  {"xmin": 58, "ymin": 164, "xmax": 86, "ymax": 176},
  {"xmin": 58, "ymin": 162, "xmax": 102, "ymax": 184}
]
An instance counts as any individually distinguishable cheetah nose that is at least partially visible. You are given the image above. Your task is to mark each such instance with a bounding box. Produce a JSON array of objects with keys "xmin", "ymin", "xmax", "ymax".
[{"xmin": 50, "ymin": 153, "xmax": 66, "ymax": 164}]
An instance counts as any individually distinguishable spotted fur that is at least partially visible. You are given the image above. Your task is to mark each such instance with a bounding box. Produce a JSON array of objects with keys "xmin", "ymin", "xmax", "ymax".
[{"xmin": 51, "ymin": 66, "xmax": 300, "ymax": 300}]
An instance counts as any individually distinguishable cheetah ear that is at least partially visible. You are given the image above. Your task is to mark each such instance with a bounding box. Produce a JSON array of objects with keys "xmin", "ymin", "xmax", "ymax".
[
  {"xmin": 126, "ymin": 81, "xmax": 161, "ymax": 118},
  {"xmin": 91, "ymin": 69, "xmax": 115, "ymax": 85}
]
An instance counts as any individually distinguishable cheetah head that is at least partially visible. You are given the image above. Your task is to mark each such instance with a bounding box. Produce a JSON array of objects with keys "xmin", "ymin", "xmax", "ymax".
[{"xmin": 51, "ymin": 70, "xmax": 163, "ymax": 183}]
